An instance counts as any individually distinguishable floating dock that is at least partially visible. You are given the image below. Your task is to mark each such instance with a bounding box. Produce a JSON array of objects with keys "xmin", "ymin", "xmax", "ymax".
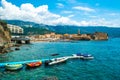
[
  {"xmin": 0, "ymin": 55, "xmax": 93, "ymax": 67},
  {"xmin": 0, "ymin": 56, "xmax": 76, "ymax": 67}
]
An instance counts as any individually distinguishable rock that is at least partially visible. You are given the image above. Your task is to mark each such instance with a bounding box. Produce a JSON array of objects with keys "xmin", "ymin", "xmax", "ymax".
[
  {"xmin": 15, "ymin": 47, "xmax": 20, "ymax": 50},
  {"xmin": 14, "ymin": 44, "xmax": 22, "ymax": 47},
  {"xmin": 42, "ymin": 76, "xmax": 58, "ymax": 80},
  {"xmin": 70, "ymin": 32, "xmax": 108, "ymax": 41},
  {"xmin": 51, "ymin": 53, "xmax": 60, "ymax": 56},
  {"xmin": 0, "ymin": 20, "xmax": 11, "ymax": 54}
]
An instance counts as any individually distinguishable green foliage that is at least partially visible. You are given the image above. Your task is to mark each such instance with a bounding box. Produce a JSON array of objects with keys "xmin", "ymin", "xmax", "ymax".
[
  {"xmin": 0, "ymin": 20, "xmax": 9, "ymax": 31},
  {"xmin": 23, "ymin": 27, "xmax": 52, "ymax": 35}
]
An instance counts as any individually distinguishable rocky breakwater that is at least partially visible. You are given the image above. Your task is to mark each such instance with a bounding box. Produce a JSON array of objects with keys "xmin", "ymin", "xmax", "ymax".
[
  {"xmin": 71, "ymin": 32, "xmax": 108, "ymax": 41},
  {"xmin": 93, "ymin": 32, "xmax": 108, "ymax": 40},
  {"xmin": 0, "ymin": 20, "xmax": 11, "ymax": 53}
]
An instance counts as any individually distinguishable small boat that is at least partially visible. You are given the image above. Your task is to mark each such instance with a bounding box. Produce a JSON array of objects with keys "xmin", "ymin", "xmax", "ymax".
[
  {"xmin": 72, "ymin": 53, "xmax": 94, "ymax": 60},
  {"xmin": 72, "ymin": 53, "xmax": 84, "ymax": 58},
  {"xmin": 45, "ymin": 57, "xmax": 68, "ymax": 66},
  {"xmin": 5, "ymin": 64, "xmax": 23, "ymax": 71},
  {"xmin": 81, "ymin": 54, "xmax": 94, "ymax": 60},
  {"xmin": 26, "ymin": 61, "xmax": 42, "ymax": 68}
]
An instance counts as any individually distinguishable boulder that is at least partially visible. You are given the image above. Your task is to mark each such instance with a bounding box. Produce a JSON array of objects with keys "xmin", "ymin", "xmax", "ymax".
[{"xmin": 42, "ymin": 76, "xmax": 58, "ymax": 80}]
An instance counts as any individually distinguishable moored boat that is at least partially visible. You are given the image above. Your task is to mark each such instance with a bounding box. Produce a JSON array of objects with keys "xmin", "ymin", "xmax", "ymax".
[
  {"xmin": 5, "ymin": 64, "xmax": 23, "ymax": 71},
  {"xmin": 81, "ymin": 54, "xmax": 94, "ymax": 60},
  {"xmin": 26, "ymin": 61, "xmax": 42, "ymax": 68},
  {"xmin": 72, "ymin": 53, "xmax": 94, "ymax": 60},
  {"xmin": 72, "ymin": 53, "xmax": 84, "ymax": 58},
  {"xmin": 45, "ymin": 57, "xmax": 68, "ymax": 66}
]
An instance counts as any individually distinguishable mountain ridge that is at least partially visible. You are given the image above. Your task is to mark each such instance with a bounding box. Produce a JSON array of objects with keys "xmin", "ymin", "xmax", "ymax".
[{"xmin": 5, "ymin": 20, "xmax": 120, "ymax": 38}]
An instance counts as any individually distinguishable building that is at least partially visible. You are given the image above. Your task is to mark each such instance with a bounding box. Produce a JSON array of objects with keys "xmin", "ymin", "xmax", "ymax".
[
  {"xmin": 7, "ymin": 24, "xmax": 24, "ymax": 34},
  {"xmin": 29, "ymin": 33, "xmax": 63, "ymax": 41}
]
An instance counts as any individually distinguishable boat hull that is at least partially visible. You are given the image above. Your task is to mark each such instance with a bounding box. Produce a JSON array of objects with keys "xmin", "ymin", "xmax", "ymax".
[
  {"xmin": 45, "ymin": 57, "xmax": 68, "ymax": 66},
  {"xmin": 5, "ymin": 64, "xmax": 23, "ymax": 71},
  {"xmin": 26, "ymin": 61, "xmax": 42, "ymax": 68},
  {"xmin": 72, "ymin": 54, "xmax": 94, "ymax": 60},
  {"xmin": 81, "ymin": 57, "xmax": 94, "ymax": 60}
]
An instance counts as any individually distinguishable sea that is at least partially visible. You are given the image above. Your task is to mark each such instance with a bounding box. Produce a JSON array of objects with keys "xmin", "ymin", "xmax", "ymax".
[{"xmin": 0, "ymin": 38, "xmax": 120, "ymax": 80}]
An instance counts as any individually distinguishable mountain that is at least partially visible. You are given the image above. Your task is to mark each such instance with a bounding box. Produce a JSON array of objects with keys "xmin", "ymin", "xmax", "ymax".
[
  {"xmin": 5, "ymin": 20, "xmax": 120, "ymax": 38},
  {"xmin": 6, "ymin": 20, "xmax": 48, "ymax": 28},
  {"xmin": 6, "ymin": 20, "xmax": 53, "ymax": 35},
  {"xmin": 50, "ymin": 25, "xmax": 120, "ymax": 38}
]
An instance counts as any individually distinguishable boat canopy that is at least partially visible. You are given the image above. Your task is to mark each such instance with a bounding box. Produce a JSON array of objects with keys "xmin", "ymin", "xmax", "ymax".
[
  {"xmin": 82, "ymin": 54, "xmax": 92, "ymax": 57},
  {"xmin": 76, "ymin": 53, "xmax": 83, "ymax": 56}
]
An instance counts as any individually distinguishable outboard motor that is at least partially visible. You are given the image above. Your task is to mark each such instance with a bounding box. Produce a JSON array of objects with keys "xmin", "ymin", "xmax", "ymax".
[{"xmin": 44, "ymin": 60, "xmax": 52, "ymax": 66}]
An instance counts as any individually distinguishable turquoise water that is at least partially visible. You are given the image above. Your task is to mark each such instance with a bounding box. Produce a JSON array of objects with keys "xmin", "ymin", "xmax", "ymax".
[{"xmin": 0, "ymin": 38, "xmax": 120, "ymax": 80}]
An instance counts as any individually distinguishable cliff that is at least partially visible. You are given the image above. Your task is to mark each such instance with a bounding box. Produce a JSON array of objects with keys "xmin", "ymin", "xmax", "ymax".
[{"xmin": 0, "ymin": 20, "xmax": 11, "ymax": 53}]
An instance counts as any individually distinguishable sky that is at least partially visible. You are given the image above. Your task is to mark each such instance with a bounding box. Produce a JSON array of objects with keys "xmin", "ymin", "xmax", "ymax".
[{"xmin": 0, "ymin": 0, "xmax": 120, "ymax": 27}]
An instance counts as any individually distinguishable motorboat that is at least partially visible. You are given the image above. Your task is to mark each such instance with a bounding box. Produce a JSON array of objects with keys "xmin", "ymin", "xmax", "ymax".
[
  {"xmin": 72, "ymin": 53, "xmax": 84, "ymax": 58},
  {"xmin": 5, "ymin": 64, "xmax": 23, "ymax": 71},
  {"xmin": 72, "ymin": 53, "xmax": 94, "ymax": 60},
  {"xmin": 45, "ymin": 57, "xmax": 68, "ymax": 66},
  {"xmin": 81, "ymin": 54, "xmax": 94, "ymax": 60}
]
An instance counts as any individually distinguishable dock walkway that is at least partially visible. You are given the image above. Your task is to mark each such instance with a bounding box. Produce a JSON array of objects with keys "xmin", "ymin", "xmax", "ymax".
[{"xmin": 0, "ymin": 55, "xmax": 90, "ymax": 67}]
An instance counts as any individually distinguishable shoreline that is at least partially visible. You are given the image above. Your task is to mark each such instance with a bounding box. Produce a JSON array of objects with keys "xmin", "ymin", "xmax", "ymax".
[{"xmin": 30, "ymin": 39, "xmax": 108, "ymax": 43}]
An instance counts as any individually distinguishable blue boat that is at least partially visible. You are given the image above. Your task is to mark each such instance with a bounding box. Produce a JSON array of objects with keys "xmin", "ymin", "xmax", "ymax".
[
  {"xmin": 76, "ymin": 53, "xmax": 83, "ymax": 56},
  {"xmin": 81, "ymin": 54, "xmax": 94, "ymax": 60},
  {"xmin": 72, "ymin": 53, "xmax": 94, "ymax": 59}
]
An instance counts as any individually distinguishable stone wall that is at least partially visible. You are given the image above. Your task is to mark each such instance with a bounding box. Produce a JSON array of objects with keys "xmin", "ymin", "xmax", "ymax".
[
  {"xmin": 70, "ymin": 32, "xmax": 108, "ymax": 41},
  {"xmin": 93, "ymin": 32, "xmax": 108, "ymax": 40}
]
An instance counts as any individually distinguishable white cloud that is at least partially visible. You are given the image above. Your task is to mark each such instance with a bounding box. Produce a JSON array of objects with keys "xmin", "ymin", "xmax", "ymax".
[
  {"xmin": 0, "ymin": 0, "xmax": 119, "ymax": 27},
  {"xmin": 73, "ymin": 6, "xmax": 95, "ymax": 12},
  {"xmin": 108, "ymin": 13, "xmax": 118, "ymax": 16},
  {"xmin": 68, "ymin": 0, "xmax": 77, "ymax": 4},
  {"xmin": 68, "ymin": 15, "xmax": 74, "ymax": 18},
  {"xmin": 89, "ymin": 16, "xmax": 97, "ymax": 18},
  {"xmin": 78, "ymin": 18, "xmax": 118, "ymax": 27},
  {"xmin": 56, "ymin": 3, "xmax": 64, "ymax": 8},
  {"xmin": 62, "ymin": 10, "xmax": 73, "ymax": 14},
  {"xmin": 0, "ymin": 0, "xmax": 79, "ymax": 26}
]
